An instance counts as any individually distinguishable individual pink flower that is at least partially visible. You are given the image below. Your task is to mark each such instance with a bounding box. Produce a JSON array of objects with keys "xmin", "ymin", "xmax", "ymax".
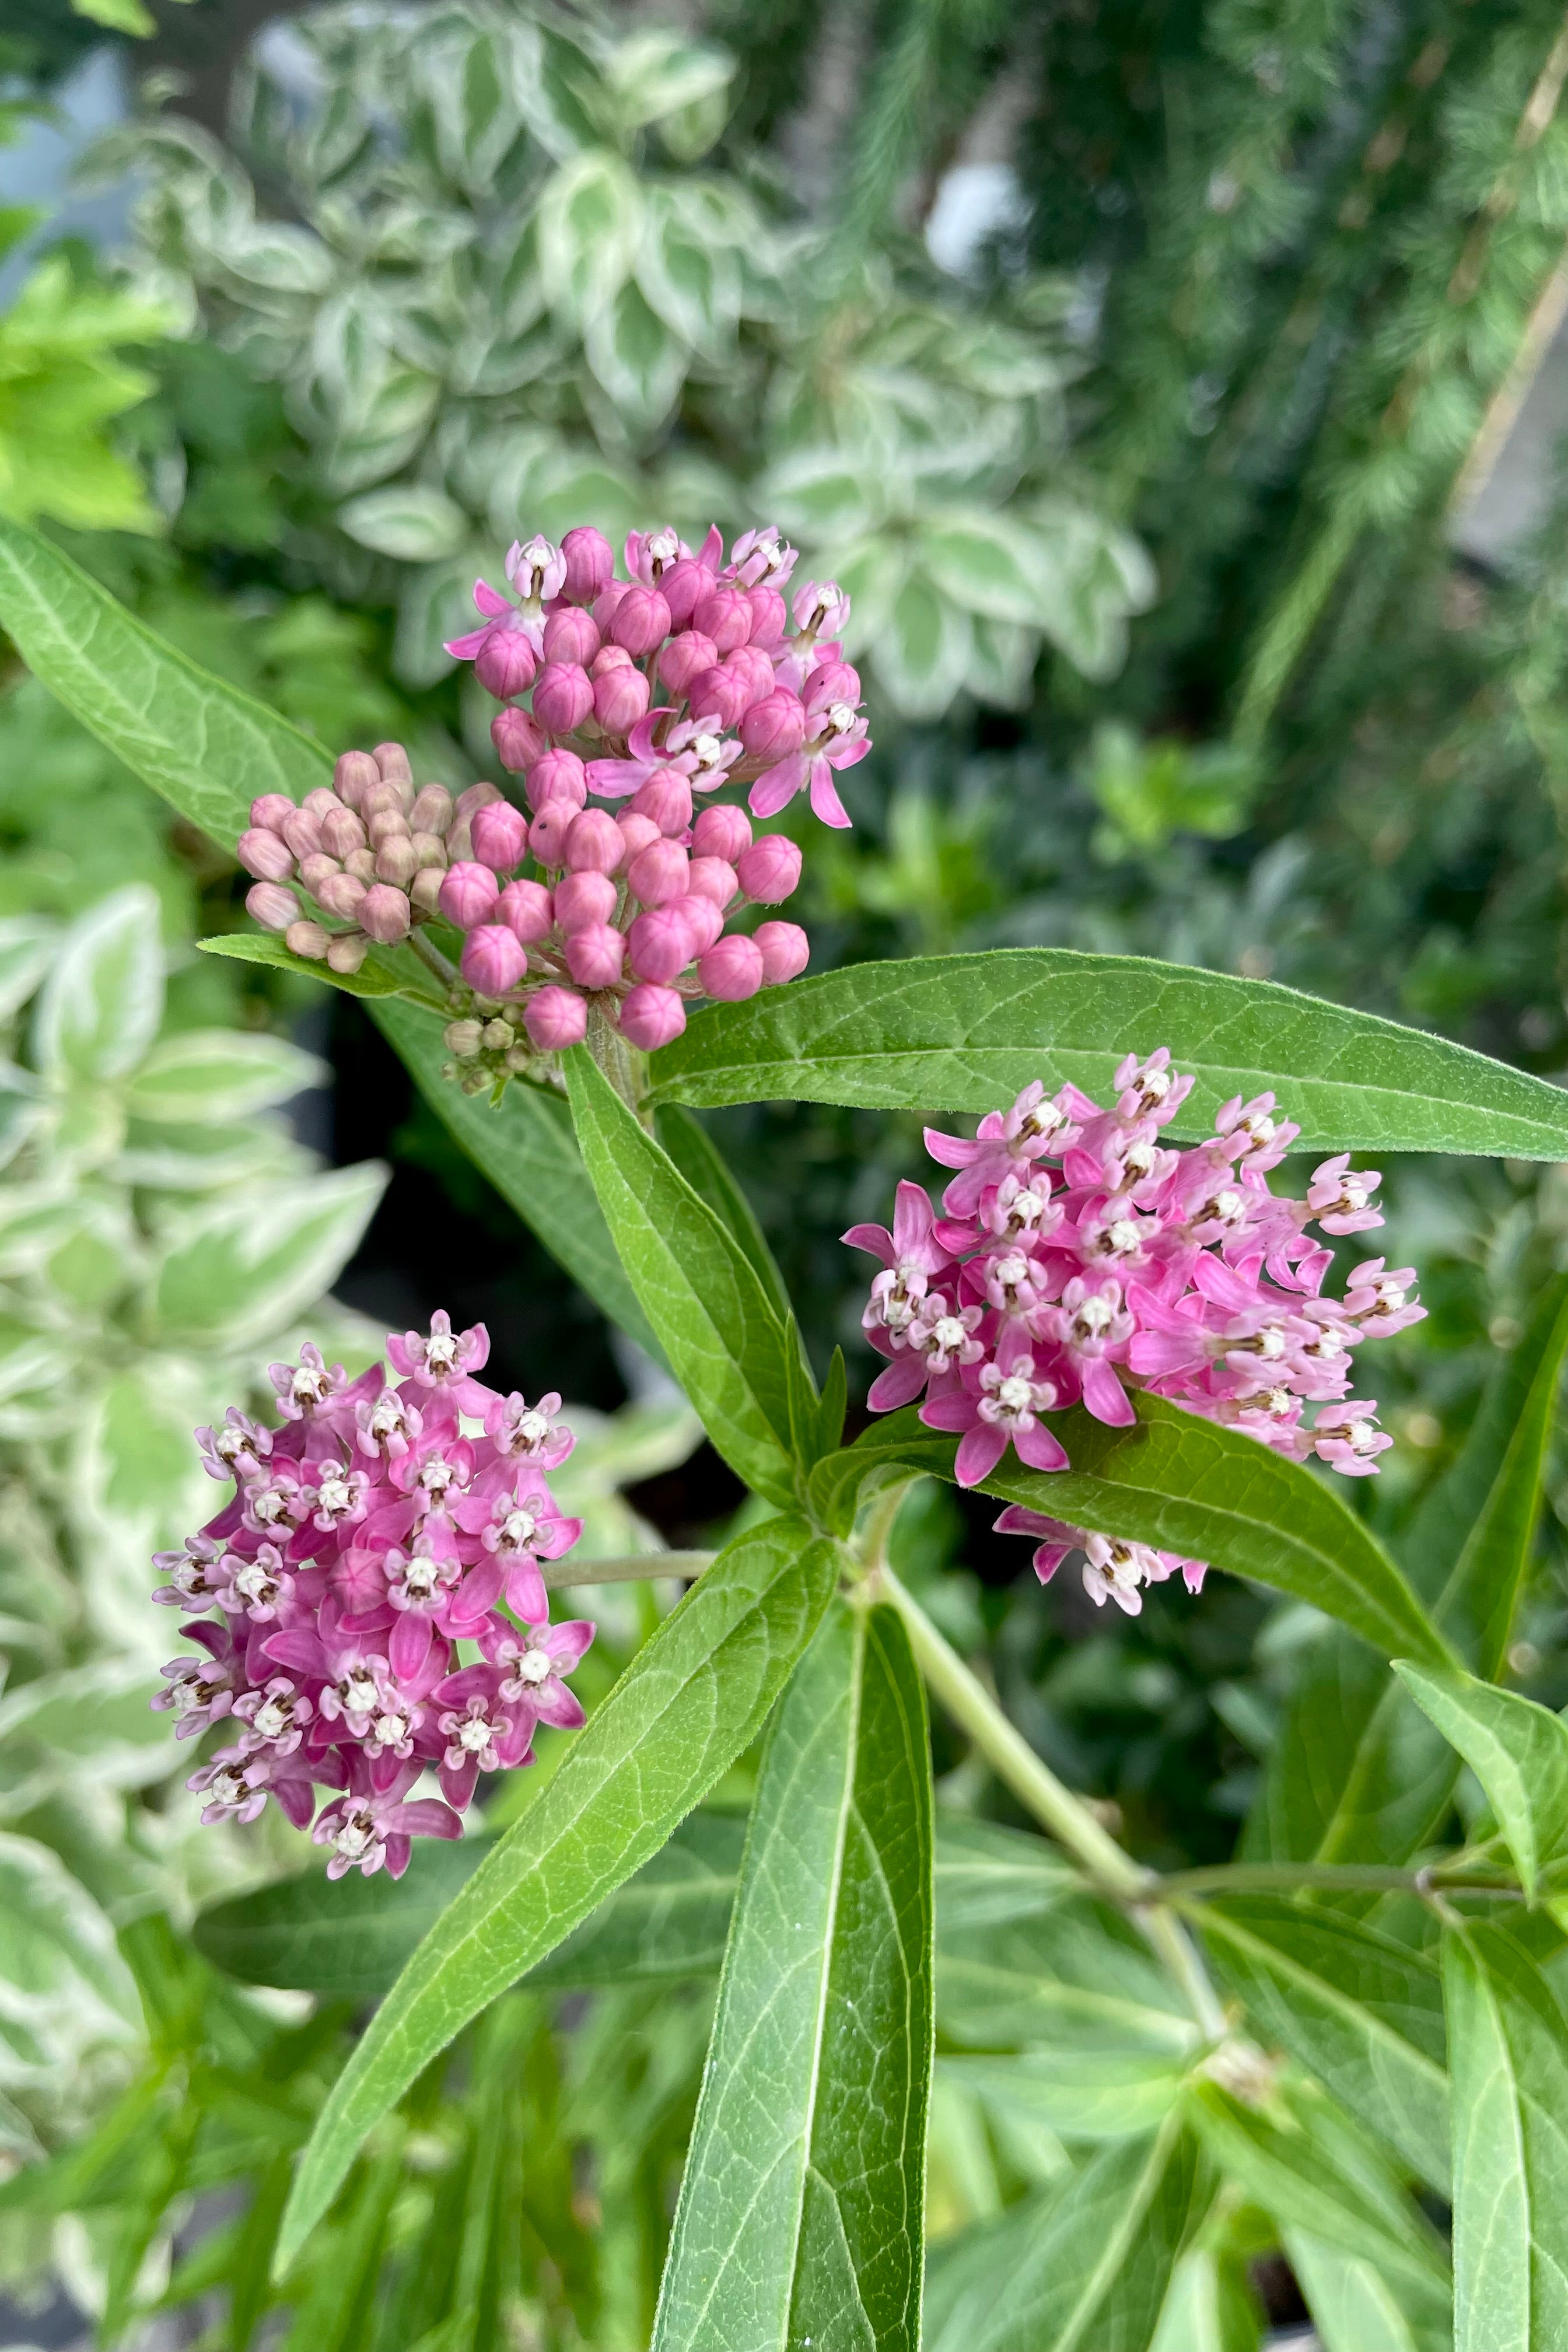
[
  {"xmin": 920, "ymin": 1322, "xmax": 1069, "ymax": 1485},
  {"xmin": 481, "ymin": 1615, "xmax": 595, "ymax": 1730},
  {"xmin": 993, "ymin": 1507, "xmax": 1208, "ymax": 1610},
  {"xmin": 431, "ymin": 1667, "xmax": 534, "ymax": 1810},
  {"xmin": 386, "ymin": 1310, "xmax": 495, "ymax": 1414},
  {"xmin": 313, "ymin": 1756, "xmax": 463, "ymax": 1879},
  {"xmin": 1310, "ymin": 1398, "xmax": 1393, "ymax": 1475},
  {"xmin": 925, "ymin": 1082, "xmax": 1081, "ymax": 1219},
  {"xmin": 485, "ymin": 1391, "xmax": 575, "ymax": 1470},
  {"xmin": 1306, "ymin": 1154, "xmax": 1384, "ymax": 1236}
]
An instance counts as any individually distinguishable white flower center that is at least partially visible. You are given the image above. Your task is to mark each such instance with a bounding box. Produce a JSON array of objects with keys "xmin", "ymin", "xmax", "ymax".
[
  {"xmin": 502, "ymin": 1508, "xmax": 539, "ymax": 1550},
  {"xmin": 1213, "ymin": 1189, "xmax": 1244, "ymax": 1222},
  {"xmin": 516, "ymin": 1408, "xmax": 549, "ymax": 1446},
  {"xmin": 514, "ymin": 1648, "xmax": 552, "ymax": 1686},
  {"xmin": 1105, "ymin": 1219, "xmax": 1141, "ymax": 1255},
  {"xmin": 932, "ymin": 1315, "xmax": 966, "ymax": 1352},
  {"xmin": 458, "ymin": 1714, "xmax": 494, "ymax": 1753},
  {"xmin": 341, "ymin": 1670, "xmax": 379, "ymax": 1716},
  {"xmin": 692, "ymin": 732, "xmax": 723, "ymax": 766},
  {"xmin": 1075, "ymin": 1297, "xmax": 1114, "ymax": 1337},
  {"xmin": 235, "ymin": 1561, "xmax": 278, "ymax": 1602},
  {"xmin": 316, "ymin": 1474, "xmax": 355, "ymax": 1514},
  {"xmin": 370, "ymin": 1398, "xmax": 405, "ymax": 1438},
  {"xmin": 253, "ymin": 1697, "xmax": 289, "ymax": 1740},
  {"xmin": 648, "ymin": 527, "xmax": 681, "ymax": 565},
  {"xmin": 402, "ymin": 1556, "xmax": 439, "ymax": 1597},
  {"xmin": 997, "ymin": 1375, "xmax": 1035, "ymax": 1414},
  {"xmin": 994, "ymin": 1252, "xmax": 1030, "ymax": 1288},
  {"xmin": 1347, "ymin": 1419, "xmax": 1377, "ymax": 1451},
  {"xmin": 1256, "ymin": 1327, "xmax": 1286, "ymax": 1360},
  {"xmin": 292, "ymin": 1367, "xmax": 328, "ymax": 1404},
  {"xmin": 827, "ymin": 701, "xmax": 856, "ymax": 734},
  {"xmin": 211, "ymin": 1769, "xmax": 249, "ymax": 1808},
  {"xmin": 426, "ymin": 1334, "xmax": 459, "ymax": 1373},
  {"xmin": 374, "ymin": 1709, "xmax": 410, "ymax": 1746},
  {"xmin": 334, "ymin": 1810, "xmax": 376, "ymax": 1860}
]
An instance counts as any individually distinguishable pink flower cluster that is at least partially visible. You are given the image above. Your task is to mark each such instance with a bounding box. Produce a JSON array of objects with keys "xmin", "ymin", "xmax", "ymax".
[
  {"xmin": 150, "ymin": 1317, "xmax": 593, "ymax": 1880},
  {"xmin": 236, "ymin": 523, "xmax": 866, "ymax": 1060},
  {"xmin": 847, "ymin": 1053, "xmax": 1423, "ymax": 1614}
]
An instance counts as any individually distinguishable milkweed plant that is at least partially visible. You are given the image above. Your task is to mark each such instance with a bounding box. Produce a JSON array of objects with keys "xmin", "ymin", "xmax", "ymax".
[{"xmin": 6, "ymin": 507, "xmax": 1568, "ymax": 2350}]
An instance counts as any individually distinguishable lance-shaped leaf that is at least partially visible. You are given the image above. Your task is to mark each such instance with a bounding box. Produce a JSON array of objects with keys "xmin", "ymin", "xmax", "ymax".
[
  {"xmin": 1248, "ymin": 1276, "xmax": 1568, "ymax": 1874},
  {"xmin": 812, "ymin": 1397, "xmax": 1453, "ymax": 1668},
  {"xmin": 1194, "ymin": 1897, "xmax": 1448, "ymax": 2190},
  {"xmin": 565, "ymin": 1046, "xmax": 802, "ymax": 1507},
  {"xmin": 647, "ymin": 950, "xmax": 1568, "ymax": 1158},
  {"xmin": 922, "ymin": 2119, "xmax": 1200, "ymax": 2352},
  {"xmin": 651, "ymin": 1601, "xmax": 933, "ymax": 2352},
  {"xmin": 376, "ymin": 1000, "xmax": 663, "ymax": 1364},
  {"xmin": 273, "ymin": 1514, "xmax": 837, "ymax": 2276},
  {"xmin": 0, "ymin": 514, "xmax": 325, "ymax": 839},
  {"xmin": 940, "ymin": 2048, "xmax": 1188, "ymax": 2143},
  {"xmin": 1286, "ymin": 2230, "xmax": 1450, "ymax": 2352},
  {"xmin": 1394, "ymin": 1662, "xmax": 1568, "ymax": 1898},
  {"xmin": 1445, "ymin": 1920, "xmax": 1568, "ymax": 2352},
  {"xmin": 654, "ymin": 1103, "xmax": 792, "ymax": 1322},
  {"xmin": 194, "ymin": 1812, "xmax": 747, "ymax": 2000}
]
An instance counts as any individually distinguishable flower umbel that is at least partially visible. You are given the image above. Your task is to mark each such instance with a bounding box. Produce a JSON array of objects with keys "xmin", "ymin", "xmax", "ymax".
[
  {"xmin": 848, "ymin": 1054, "xmax": 1424, "ymax": 1606},
  {"xmin": 152, "ymin": 1320, "xmax": 593, "ymax": 1876}
]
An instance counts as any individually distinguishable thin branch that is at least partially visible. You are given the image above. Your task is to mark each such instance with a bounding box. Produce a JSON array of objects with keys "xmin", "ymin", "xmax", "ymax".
[{"xmin": 544, "ymin": 1550, "xmax": 713, "ymax": 1589}]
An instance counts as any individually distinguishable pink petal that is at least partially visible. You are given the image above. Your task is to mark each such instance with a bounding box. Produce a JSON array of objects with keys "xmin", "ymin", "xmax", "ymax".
[
  {"xmin": 503, "ymin": 1559, "xmax": 550, "ymax": 1621},
  {"xmin": 474, "ymin": 579, "xmax": 512, "ymax": 618},
  {"xmin": 842, "ymin": 1222, "xmax": 897, "ymax": 1265},
  {"xmin": 1081, "ymin": 1359, "xmax": 1136, "ymax": 1427},
  {"xmin": 387, "ymin": 1798, "xmax": 464, "ymax": 1840},
  {"xmin": 954, "ymin": 1423, "xmax": 1009, "ymax": 1488},
  {"xmin": 1014, "ymin": 1422, "xmax": 1070, "ymax": 1473},
  {"xmin": 922, "ymin": 1128, "xmax": 982, "ymax": 1171},
  {"xmin": 444, "ymin": 628, "xmax": 492, "ymax": 659},
  {"xmin": 747, "ymin": 754, "xmax": 807, "ymax": 818},
  {"xmin": 807, "ymin": 758, "xmax": 850, "ymax": 828},
  {"xmin": 919, "ymin": 1391, "xmax": 977, "ymax": 1434},
  {"xmin": 868, "ymin": 1355, "xmax": 932, "ymax": 1411},
  {"xmin": 388, "ymin": 1608, "xmax": 433, "ymax": 1682}
]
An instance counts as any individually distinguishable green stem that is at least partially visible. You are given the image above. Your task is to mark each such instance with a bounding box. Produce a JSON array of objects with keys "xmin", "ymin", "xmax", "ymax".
[
  {"xmin": 407, "ymin": 926, "xmax": 461, "ymax": 992},
  {"xmin": 586, "ymin": 999, "xmax": 651, "ymax": 1125},
  {"xmin": 1157, "ymin": 1860, "xmax": 1522, "ymax": 1901},
  {"xmin": 544, "ymin": 1550, "xmax": 713, "ymax": 1590}
]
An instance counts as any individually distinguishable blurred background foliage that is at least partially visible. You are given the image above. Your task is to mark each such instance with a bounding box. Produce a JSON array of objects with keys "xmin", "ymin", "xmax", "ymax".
[{"xmin": 6, "ymin": 0, "xmax": 1568, "ymax": 2336}]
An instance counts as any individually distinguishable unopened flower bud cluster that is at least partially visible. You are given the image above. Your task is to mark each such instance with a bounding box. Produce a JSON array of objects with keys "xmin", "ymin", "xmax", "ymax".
[
  {"xmin": 238, "ymin": 523, "xmax": 870, "ymax": 1060},
  {"xmin": 152, "ymin": 1317, "xmax": 592, "ymax": 1880},
  {"xmin": 848, "ymin": 1052, "xmax": 1423, "ymax": 1616}
]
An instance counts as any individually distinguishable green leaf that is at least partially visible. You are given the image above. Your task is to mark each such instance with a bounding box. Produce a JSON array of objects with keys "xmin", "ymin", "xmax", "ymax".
[
  {"xmin": 196, "ymin": 932, "xmax": 418, "ymax": 1000},
  {"xmin": 583, "ymin": 280, "xmax": 687, "ymax": 431},
  {"xmin": 565, "ymin": 1046, "xmax": 799, "ymax": 1506},
  {"xmin": 1394, "ymin": 1662, "xmax": 1568, "ymax": 1898},
  {"xmin": 813, "ymin": 1396, "xmax": 1454, "ymax": 1670},
  {"xmin": 1247, "ymin": 1276, "xmax": 1568, "ymax": 1873},
  {"xmin": 918, "ymin": 509, "xmax": 1068, "ymax": 628},
  {"xmin": 923, "ymin": 2120, "xmax": 1200, "ymax": 2352},
  {"xmin": 0, "ymin": 514, "xmax": 329, "ymax": 846},
  {"xmin": 651, "ymin": 1601, "xmax": 933, "ymax": 2352},
  {"xmin": 274, "ymin": 1514, "xmax": 836, "ymax": 2277},
  {"xmin": 872, "ymin": 570, "xmax": 974, "ymax": 721},
  {"xmin": 374, "ymin": 1001, "xmax": 663, "ymax": 1363},
  {"xmin": 937, "ymin": 1871, "xmax": 1196, "ymax": 2057},
  {"xmin": 33, "ymin": 886, "xmax": 163, "ymax": 1085},
  {"xmin": 941, "ymin": 2048, "xmax": 1188, "ymax": 2143},
  {"xmin": 1185, "ymin": 2080, "xmax": 1448, "ymax": 2299},
  {"xmin": 124, "ymin": 1029, "xmax": 326, "ymax": 1124},
  {"xmin": 1194, "ymin": 1897, "xmax": 1448, "ymax": 2190},
  {"xmin": 194, "ymin": 1812, "xmax": 747, "ymax": 1999},
  {"xmin": 1286, "ymin": 2230, "xmax": 1445, "ymax": 2352},
  {"xmin": 654, "ymin": 1104, "xmax": 791, "ymax": 1322},
  {"xmin": 337, "ymin": 485, "xmax": 469, "ymax": 562},
  {"xmin": 1445, "ymin": 1920, "xmax": 1568, "ymax": 2352},
  {"xmin": 536, "ymin": 150, "xmax": 642, "ymax": 325},
  {"xmin": 140, "ymin": 1165, "xmax": 387, "ymax": 1352},
  {"xmin": 1150, "ymin": 2227, "xmax": 1264, "ymax": 2352},
  {"xmin": 647, "ymin": 950, "xmax": 1568, "ymax": 1158}
]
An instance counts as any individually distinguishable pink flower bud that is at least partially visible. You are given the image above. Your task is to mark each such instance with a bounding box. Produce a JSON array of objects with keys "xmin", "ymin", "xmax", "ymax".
[
  {"xmin": 659, "ymin": 558, "xmax": 708, "ymax": 630},
  {"xmin": 806, "ymin": 659, "xmax": 862, "ymax": 712},
  {"xmin": 620, "ymin": 984, "xmax": 688, "ymax": 1051},
  {"xmin": 303, "ymin": 787, "xmax": 341, "ymax": 819},
  {"xmin": 285, "ymin": 919, "xmax": 330, "ymax": 960},
  {"xmin": 687, "ymin": 856, "xmax": 738, "ymax": 909},
  {"xmin": 439, "ymin": 862, "xmax": 501, "ymax": 929},
  {"xmin": 246, "ymin": 881, "xmax": 298, "ymax": 931},
  {"xmin": 698, "ymin": 934, "xmax": 764, "ymax": 1001},
  {"xmin": 529, "ymin": 803, "xmax": 574, "ymax": 867},
  {"xmin": 565, "ymin": 810, "xmax": 625, "ymax": 874},
  {"xmin": 239, "ymin": 827, "xmax": 296, "ymax": 883},
  {"xmin": 327, "ymin": 933, "xmax": 369, "ymax": 974},
  {"xmin": 471, "ymin": 803, "xmax": 528, "ymax": 872},
  {"xmin": 410, "ymin": 783, "xmax": 454, "ymax": 835},
  {"xmin": 736, "ymin": 834, "xmax": 802, "ymax": 903},
  {"xmin": 281, "ymin": 808, "xmax": 324, "ymax": 862},
  {"xmin": 368, "ymin": 808, "xmax": 408, "ymax": 849},
  {"xmin": 561, "ymin": 526, "xmax": 614, "ymax": 604},
  {"xmin": 692, "ymin": 804, "xmax": 752, "ymax": 863},
  {"xmin": 747, "ymin": 586, "xmax": 786, "ymax": 645},
  {"xmin": 532, "ymin": 663, "xmax": 594, "ymax": 735},
  {"xmin": 317, "ymin": 871, "xmax": 369, "ymax": 921},
  {"xmin": 251, "ymin": 793, "xmax": 296, "ymax": 835},
  {"xmin": 659, "ymin": 629, "xmax": 718, "ymax": 695},
  {"xmin": 688, "ymin": 666, "xmax": 747, "ymax": 730},
  {"xmin": 693, "ymin": 587, "xmax": 753, "ymax": 654},
  {"xmin": 475, "ymin": 627, "xmax": 537, "ymax": 701},
  {"xmin": 411, "ymin": 867, "xmax": 446, "ymax": 916},
  {"xmin": 740, "ymin": 689, "xmax": 807, "ymax": 763},
  {"xmin": 564, "ymin": 922, "xmax": 625, "ymax": 988},
  {"xmin": 375, "ymin": 742, "xmax": 414, "ymax": 785},
  {"xmin": 553, "ymin": 870, "xmax": 618, "ymax": 932},
  {"xmin": 374, "ymin": 836, "xmax": 419, "ymax": 889},
  {"xmin": 723, "ymin": 645, "xmax": 776, "ymax": 713},
  {"xmin": 298, "ymin": 850, "xmax": 341, "ymax": 895},
  {"xmin": 321, "ymin": 805, "xmax": 368, "ymax": 860},
  {"xmin": 617, "ymin": 812, "xmax": 661, "ymax": 863},
  {"xmin": 524, "ymin": 985, "xmax": 588, "ymax": 1051},
  {"xmin": 630, "ymin": 766, "xmax": 693, "ymax": 838},
  {"xmin": 628, "ymin": 839, "xmax": 690, "ymax": 907},
  {"xmin": 456, "ymin": 781, "xmax": 504, "ymax": 822},
  {"xmin": 544, "ymin": 607, "xmax": 601, "ymax": 666},
  {"xmin": 359, "ymin": 884, "xmax": 413, "ymax": 944},
  {"xmin": 674, "ymin": 892, "xmax": 724, "ymax": 954},
  {"xmin": 496, "ymin": 878, "xmax": 554, "ymax": 944},
  {"xmin": 755, "ymin": 920, "xmax": 810, "ymax": 985},
  {"xmin": 331, "ymin": 753, "xmax": 380, "ymax": 807},
  {"xmin": 610, "ymin": 586, "xmax": 671, "ymax": 657},
  {"xmin": 461, "ymin": 925, "xmax": 527, "ymax": 996},
  {"xmin": 345, "ymin": 848, "xmax": 378, "ymax": 884},
  {"xmin": 492, "ymin": 708, "xmax": 547, "ymax": 772},
  {"xmin": 592, "ymin": 642, "xmax": 633, "ymax": 675},
  {"xmin": 593, "ymin": 663, "xmax": 651, "ymax": 735},
  {"xmin": 526, "ymin": 749, "xmax": 589, "ymax": 813},
  {"xmin": 627, "ymin": 905, "xmax": 698, "ymax": 985},
  {"xmin": 593, "ymin": 579, "xmax": 628, "ymax": 630}
]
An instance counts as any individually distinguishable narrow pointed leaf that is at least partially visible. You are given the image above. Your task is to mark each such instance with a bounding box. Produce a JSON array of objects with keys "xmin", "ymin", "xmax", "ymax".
[
  {"xmin": 813, "ymin": 1396, "xmax": 1454, "ymax": 1668},
  {"xmin": 198, "ymin": 932, "xmax": 429, "ymax": 1003},
  {"xmin": 1286, "ymin": 2229, "xmax": 1449, "ymax": 2352},
  {"xmin": 0, "ymin": 513, "xmax": 327, "ymax": 839},
  {"xmin": 274, "ymin": 1514, "xmax": 837, "ymax": 2276},
  {"xmin": 1194, "ymin": 1897, "xmax": 1448, "ymax": 2189},
  {"xmin": 376, "ymin": 1000, "xmax": 663, "ymax": 1364},
  {"xmin": 655, "ymin": 1103, "xmax": 792, "ymax": 1321},
  {"xmin": 565, "ymin": 1046, "xmax": 799, "ymax": 1506},
  {"xmin": 647, "ymin": 951, "xmax": 1568, "ymax": 1157},
  {"xmin": 1394, "ymin": 1662, "xmax": 1568, "ymax": 1898},
  {"xmin": 1248, "ymin": 1276, "xmax": 1568, "ymax": 1870},
  {"xmin": 652, "ymin": 1601, "xmax": 933, "ymax": 2352},
  {"xmin": 1445, "ymin": 1920, "xmax": 1568, "ymax": 2352},
  {"xmin": 922, "ymin": 2120, "xmax": 1199, "ymax": 2352}
]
